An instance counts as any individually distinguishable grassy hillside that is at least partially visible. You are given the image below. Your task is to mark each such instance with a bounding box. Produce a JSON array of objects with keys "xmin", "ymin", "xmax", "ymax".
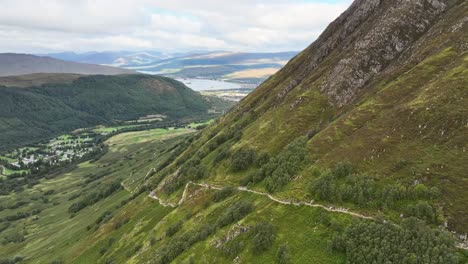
[
  {"xmin": 158, "ymin": 0, "xmax": 467, "ymax": 232},
  {"xmin": 0, "ymin": 127, "xmax": 192, "ymax": 263},
  {"xmin": 0, "ymin": 74, "xmax": 224, "ymax": 151},
  {"xmin": 0, "ymin": 1, "xmax": 466, "ymax": 263},
  {"xmin": 128, "ymin": 0, "xmax": 467, "ymax": 263}
]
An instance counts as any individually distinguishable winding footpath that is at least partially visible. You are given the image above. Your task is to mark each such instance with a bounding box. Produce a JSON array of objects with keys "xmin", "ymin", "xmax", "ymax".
[
  {"xmin": 146, "ymin": 180, "xmax": 468, "ymax": 250},
  {"xmin": 148, "ymin": 181, "xmax": 374, "ymax": 220}
]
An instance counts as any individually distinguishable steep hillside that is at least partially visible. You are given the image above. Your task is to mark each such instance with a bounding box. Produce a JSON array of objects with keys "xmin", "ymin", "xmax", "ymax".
[
  {"xmin": 0, "ymin": 54, "xmax": 135, "ymax": 76},
  {"xmin": 1, "ymin": 0, "xmax": 466, "ymax": 263},
  {"xmin": 138, "ymin": 0, "xmax": 468, "ymax": 260},
  {"xmin": 167, "ymin": 0, "xmax": 467, "ymax": 232},
  {"xmin": 0, "ymin": 74, "xmax": 217, "ymax": 150}
]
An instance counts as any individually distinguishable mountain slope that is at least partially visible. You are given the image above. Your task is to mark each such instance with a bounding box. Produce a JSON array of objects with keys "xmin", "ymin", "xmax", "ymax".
[
  {"xmin": 0, "ymin": 53, "xmax": 135, "ymax": 76},
  {"xmin": 168, "ymin": 0, "xmax": 467, "ymax": 232},
  {"xmin": 0, "ymin": 74, "xmax": 214, "ymax": 150},
  {"xmin": 1, "ymin": 1, "xmax": 466, "ymax": 263}
]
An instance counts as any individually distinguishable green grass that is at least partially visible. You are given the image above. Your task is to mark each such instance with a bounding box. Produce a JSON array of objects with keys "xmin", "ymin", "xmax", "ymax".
[
  {"xmin": 0, "ymin": 126, "xmax": 195, "ymax": 263},
  {"xmin": 93, "ymin": 124, "xmax": 145, "ymax": 133},
  {"xmin": 0, "ymin": 156, "xmax": 16, "ymax": 163},
  {"xmin": 1, "ymin": 166, "xmax": 28, "ymax": 176}
]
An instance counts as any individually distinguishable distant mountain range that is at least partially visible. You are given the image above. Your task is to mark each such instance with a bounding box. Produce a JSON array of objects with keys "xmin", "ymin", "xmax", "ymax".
[
  {"xmin": 42, "ymin": 50, "xmax": 299, "ymax": 85},
  {"xmin": 40, "ymin": 51, "xmax": 174, "ymax": 67},
  {"xmin": 0, "ymin": 53, "xmax": 135, "ymax": 77}
]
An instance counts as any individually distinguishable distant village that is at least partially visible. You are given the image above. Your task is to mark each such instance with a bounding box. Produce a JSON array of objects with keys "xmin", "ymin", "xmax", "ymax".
[{"xmin": 1, "ymin": 133, "xmax": 100, "ymax": 176}]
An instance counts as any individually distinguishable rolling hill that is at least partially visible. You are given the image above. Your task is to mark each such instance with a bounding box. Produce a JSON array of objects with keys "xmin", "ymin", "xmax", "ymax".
[
  {"xmin": 0, "ymin": 74, "xmax": 222, "ymax": 150},
  {"xmin": 0, "ymin": 53, "xmax": 135, "ymax": 76}
]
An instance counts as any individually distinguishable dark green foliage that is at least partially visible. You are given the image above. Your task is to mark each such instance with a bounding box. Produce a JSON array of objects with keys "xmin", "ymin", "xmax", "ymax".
[
  {"xmin": 331, "ymin": 218, "xmax": 458, "ymax": 264},
  {"xmin": 68, "ymin": 180, "xmax": 122, "ymax": 214},
  {"xmin": 333, "ymin": 162, "xmax": 354, "ymax": 178},
  {"xmin": 0, "ymin": 256, "xmax": 23, "ymax": 264},
  {"xmin": 214, "ymin": 148, "xmax": 230, "ymax": 163},
  {"xmin": 406, "ymin": 201, "xmax": 437, "ymax": 224},
  {"xmin": 263, "ymin": 137, "xmax": 308, "ymax": 192},
  {"xmin": 0, "ymin": 74, "xmax": 211, "ymax": 151},
  {"xmin": 310, "ymin": 164, "xmax": 440, "ymax": 213},
  {"xmin": 231, "ymin": 147, "xmax": 257, "ymax": 172},
  {"xmin": 251, "ymin": 222, "xmax": 276, "ymax": 254},
  {"xmin": 165, "ymin": 221, "xmax": 183, "ymax": 237},
  {"xmin": 221, "ymin": 239, "xmax": 245, "ymax": 259},
  {"xmin": 256, "ymin": 152, "xmax": 271, "ymax": 167},
  {"xmin": 276, "ymin": 244, "xmax": 291, "ymax": 264},
  {"xmin": 212, "ymin": 187, "xmax": 236, "ymax": 203},
  {"xmin": 2, "ymin": 232, "xmax": 25, "ymax": 244},
  {"xmin": 216, "ymin": 201, "xmax": 254, "ymax": 228}
]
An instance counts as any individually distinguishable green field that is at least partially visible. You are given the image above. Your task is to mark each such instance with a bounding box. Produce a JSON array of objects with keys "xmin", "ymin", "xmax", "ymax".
[
  {"xmin": 1, "ymin": 166, "xmax": 29, "ymax": 176},
  {"xmin": 93, "ymin": 124, "xmax": 146, "ymax": 133}
]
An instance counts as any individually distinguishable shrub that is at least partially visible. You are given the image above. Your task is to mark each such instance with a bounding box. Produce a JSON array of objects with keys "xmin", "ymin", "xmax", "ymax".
[
  {"xmin": 333, "ymin": 162, "xmax": 354, "ymax": 178},
  {"xmin": 221, "ymin": 239, "xmax": 245, "ymax": 259},
  {"xmin": 213, "ymin": 187, "xmax": 236, "ymax": 202},
  {"xmin": 216, "ymin": 201, "xmax": 253, "ymax": 228},
  {"xmin": 165, "ymin": 221, "xmax": 183, "ymax": 237},
  {"xmin": 264, "ymin": 137, "xmax": 308, "ymax": 192},
  {"xmin": 214, "ymin": 148, "xmax": 230, "ymax": 163},
  {"xmin": 251, "ymin": 222, "xmax": 276, "ymax": 254},
  {"xmin": 231, "ymin": 147, "xmax": 257, "ymax": 171},
  {"xmin": 276, "ymin": 244, "xmax": 291, "ymax": 264}
]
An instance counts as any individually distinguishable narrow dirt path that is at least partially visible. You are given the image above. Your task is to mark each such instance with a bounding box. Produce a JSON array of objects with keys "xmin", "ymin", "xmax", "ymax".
[
  {"xmin": 141, "ymin": 175, "xmax": 468, "ymax": 250},
  {"xmin": 147, "ymin": 181, "xmax": 374, "ymax": 220}
]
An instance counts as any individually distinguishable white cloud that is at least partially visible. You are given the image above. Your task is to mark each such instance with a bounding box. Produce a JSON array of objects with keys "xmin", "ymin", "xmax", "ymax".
[{"xmin": 0, "ymin": 0, "xmax": 352, "ymax": 53}]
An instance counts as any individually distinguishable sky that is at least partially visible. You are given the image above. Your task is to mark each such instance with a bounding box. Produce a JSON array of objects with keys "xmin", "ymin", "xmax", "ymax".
[{"xmin": 0, "ymin": 0, "xmax": 352, "ymax": 54}]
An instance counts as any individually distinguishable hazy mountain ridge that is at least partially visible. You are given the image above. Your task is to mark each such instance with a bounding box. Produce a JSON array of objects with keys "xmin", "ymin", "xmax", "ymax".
[
  {"xmin": 43, "ymin": 50, "xmax": 299, "ymax": 85},
  {"xmin": 0, "ymin": 53, "xmax": 136, "ymax": 77}
]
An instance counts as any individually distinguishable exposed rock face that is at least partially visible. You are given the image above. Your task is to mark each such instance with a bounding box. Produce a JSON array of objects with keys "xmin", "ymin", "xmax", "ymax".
[{"xmin": 277, "ymin": 0, "xmax": 453, "ymax": 107}]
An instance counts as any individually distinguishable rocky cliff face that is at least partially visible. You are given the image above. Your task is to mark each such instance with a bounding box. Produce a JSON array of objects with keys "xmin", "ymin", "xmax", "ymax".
[{"xmin": 276, "ymin": 0, "xmax": 454, "ymax": 107}]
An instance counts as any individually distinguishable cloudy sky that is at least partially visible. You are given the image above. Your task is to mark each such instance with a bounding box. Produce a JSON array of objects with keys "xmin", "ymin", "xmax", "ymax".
[{"xmin": 0, "ymin": 0, "xmax": 352, "ymax": 53}]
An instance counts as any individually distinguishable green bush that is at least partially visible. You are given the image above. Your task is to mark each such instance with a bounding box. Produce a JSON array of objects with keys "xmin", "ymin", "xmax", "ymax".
[
  {"xmin": 213, "ymin": 187, "xmax": 236, "ymax": 202},
  {"xmin": 165, "ymin": 221, "xmax": 183, "ymax": 237},
  {"xmin": 231, "ymin": 148, "xmax": 257, "ymax": 171},
  {"xmin": 264, "ymin": 137, "xmax": 308, "ymax": 192},
  {"xmin": 216, "ymin": 201, "xmax": 254, "ymax": 228},
  {"xmin": 221, "ymin": 239, "xmax": 245, "ymax": 259},
  {"xmin": 276, "ymin": 244, "xmax": 291, "ymax": 264},
  {"xmin": 251, "ymin": 222, "xmax": 276, "ymax": 254}
]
